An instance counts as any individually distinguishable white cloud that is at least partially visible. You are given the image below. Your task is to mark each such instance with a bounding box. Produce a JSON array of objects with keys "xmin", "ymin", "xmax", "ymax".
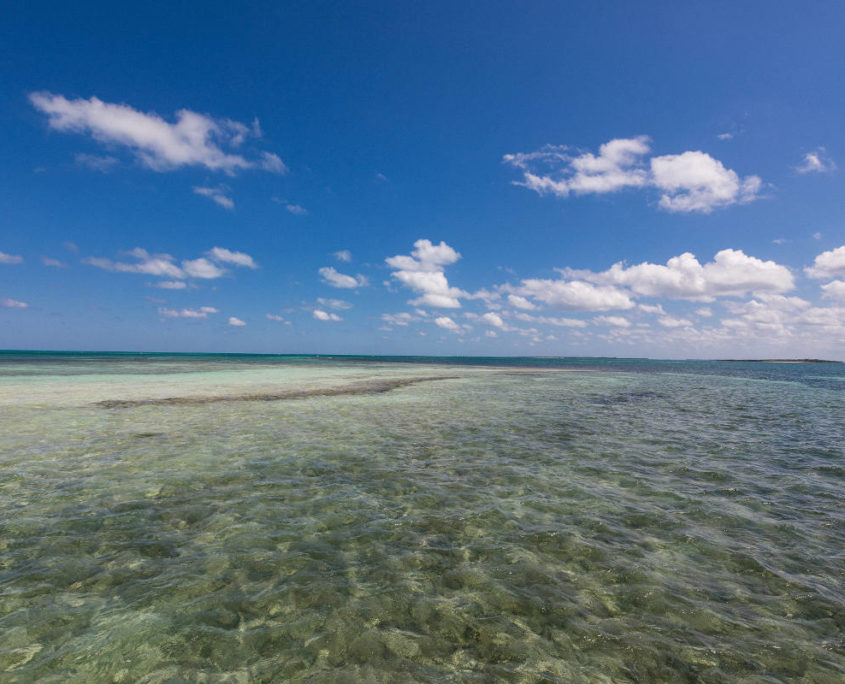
[
  {"xmin": 318, "ymin": 266, "xmax": 367, "ymax": 289},
  {"xmin": 658, "ymin": 316, "xmax": 693, "ymax": 328},
  {"xmin": 1, "ymin": 297, "xmax": 28, "ymax": 308},
  {"xmin": 316, "ymin": 297, "xmax": 352, "ymax": 310},
  {"xmin": 41, "ymin": 256, "xmax": 66, "ymax": 268},
  {"xmin": 650, "ymin": 151, "xmax": 762, "ymax": 213},
  {"xmin": 821, "ymin": 280, "xmax": 845, "ymax": 301},
  {"xmin": 805, "ymin": 245, "xmax": 845, "ymax": 280},
  {"xmin": 193, "ymin": 186, "xmax": 234, "ymax": 210},
  {"xmin": 512, "ymin": 278, "xmax": 635, "ymax": 311},
  {"xmin": 286, "ymin": 204, "xmax": 308, "ymax": 216},
  {"xmin": 84, "ymin": 248, "xmax": 185, "ymax": 278},
  {"xmin": 182, "ymin": 258, "xmax": 227, "ymax": 279},
  {"xmin": 507, "ymin": 294, "xmax": 537, "ymax": 310},
  {"xmin": 381, "ymin": 312, "xmax": 420, "ymax": 326},
  {"xmin": 333, "ymin": 250, "xmax": 352, "ymax": 262},
  {"xmin": 228, "ymin": 316, "xmax": 246, "ymax": 327},
  {"xmin": 480, "ymin": 312, "xmax": 506, "ymax": 329},
  {"xmin": 313, "ymin": 309, "xmax": 341, "ymax": 321},
  {"xmin": 572, "ymin": 249, "xmax": 794, "ymax": 299},
  {"xmin": 796, "ymin": 147, "xmax": 836, "ymax": 174},
  {"xmin": 30, "ymin": 92, "xmax": 285, "ymax": 175},
  {"xmin": 594, "ymin": 315, "xmax": 631, "ymax": 327},
  {"xmin": 514, "ymin": 312, "xmax": 588, "ymax": 328},
  {"xmin": 504, "ymin": 137, "xmax": 762, "ymax": 213},
  {"xmin": 0, "ymin": 251, "xmax": 23, "ymax": 265},
  {"xmin": 695, "ymin": 307, "xmax": 713, "ymax": 317},
  {"xmin": 386, "ymin": 239, "xmax": 466, "ymax": 308},
  {"xmin": 266, "ymin": 313, "xmax": 287, "ymax": 322},
  {"xmin": 207, "ymin": 246, "xmax": 257, "ymax": 269},
  {"xmin": 434, "ymin": 316, "xmax": 460, "ymax": 331},
  {"xmin": 717, "ymin": 133, "xmax": 734, "ymax": 140},
  {"xmin": 485, "ymin": 330, "xmax": 498, "ymax": 338},
  {"xmin": 158, "ymin": 306, "xmax": 218, "ymax": 319},
  {"xmin": 151, "ymin": 280, "xmax": 187, "ymax": 290}
]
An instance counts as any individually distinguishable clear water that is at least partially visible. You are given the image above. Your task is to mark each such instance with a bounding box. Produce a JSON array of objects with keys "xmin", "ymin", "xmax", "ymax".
[{"xmin": 0, "ymin": 353, "xmax": 843, "ymax": 682}]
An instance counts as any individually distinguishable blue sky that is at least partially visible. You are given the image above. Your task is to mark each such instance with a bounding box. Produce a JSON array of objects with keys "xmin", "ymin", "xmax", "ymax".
[{"xmin": 3, "ymin": 1, "xmax": 845, "ymax": 358}]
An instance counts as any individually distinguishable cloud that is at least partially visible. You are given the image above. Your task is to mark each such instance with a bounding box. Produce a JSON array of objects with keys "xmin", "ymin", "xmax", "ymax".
[
  {"xmin": 228, "ymin": 316, "xmax": 246, "ymax": 326},
  {"xmin": 182, "ymin": 257, "xmax": 227, "ymax": 279},
  {"xmin": 84, "ymin": 248, "xmax": 185, "ymax": 278},
  {"xmin": 504, "ymin": 137, "xmax": 762, "ymax": 213},
  {"xmin": 514, "ymin": 312, "xmax": 588, "ymax": 327},
  {"xmin": 266, "ymin": 313, "xmax": 287, "ymax": 322},
  {"xmin": 507, "ymin": 294, "xmax": 537, "ymax": 310},
  {"xmin": 41, "ymin": 256, "xmax": 66, "ymax": 268},
  {"xmin": 84, "ymin": 247, "xmax": 236, "ymax": 280},
  {"xmin": 594, "ymin": 315, "xmax": 631, "ymax": 327},
  {"xmin": 318, "ymin": 266, "xmax": 367, "ymax": 289},
  {"xmin": 150, "ymin": 280, "xmax": 187, "ymax": 290},
  {"xmin": 193, "ymin": 186, "xmax": 234, "ymax": 209},
  {"xmin": 1, "ymin": 297, "xmax": 28, "ymax": 308},
  {"xmin": 717, "ymin": 133, "xmax": 734, "ymax": 140},
  {"xmin": 381, "ymin": 312, "xmax": 420, "ymax": 326},
  {"xmin": 480, "ymin": 312, "xmax": 506, "ymax": 329},
  {"xmin": 207, "ymin": 246, "xmax": 257, "ymax": 269},
  {"xmin": 796, "ymin": 147, "xmax": 836, "ymax": 174},
  {"xmin": 75, "ymin": 153, "xmax": 119, "ymax": 172},
  {"xmin": 286, "ymin": 204, "xmax": 308, "ymax": 215},
  {"xmin": 313, "ymin": 309, "xmax": 341, "ymax": 321},
  {"xmin": 30, "ymin": 92, "xmax": 285, "ymax": 175},
  {"xmin": 316, "ymin": 297, "xmax": 352, "ymax": 310},
  {"xmin": 386, "ymin": 239, "xmax": 466, "ymax": 308},
  {"xmin": 512, "ymin": 279, "xmax": 635, "ymax": 311},
  {"xmin": 650, "ymin": 151, "xmax": 762, "ymax": 213},
  {"xmin": 434, "ymin": 316, "xmax": 460, "ymax": 331},
  {"xmin": 0, "ymin": 251, "xmax": 23, "ymax": 265},
  {"xmin": 805, "ymin": 245, "xmax": 845, "ymax": 279},
  {"xmin": 333, "ymin": 250, "xmax": 352, "ymax": 262},
  {"xmin": 658, "ymin": 316, "xmax": 693, "ymax": 328},
  {"xmin": 821, "ymin": 280, "xmax": 845, "ymax": 301},
  {"xmin": 158, "ymin": 306, "xmax": 218, "ymax": 319},
  {"xmin": 64, "ymin": 241, "xmax": 79, "ymax": 253},
  {"xmin": 568, "ymin": 249, "xmax": 794, "ymax": 299}
]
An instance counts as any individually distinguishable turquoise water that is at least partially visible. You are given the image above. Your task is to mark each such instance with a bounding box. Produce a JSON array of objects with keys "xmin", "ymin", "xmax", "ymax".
[{"xmin": 0, "ymin": 354, "xmax": 843, "ymax": 681}]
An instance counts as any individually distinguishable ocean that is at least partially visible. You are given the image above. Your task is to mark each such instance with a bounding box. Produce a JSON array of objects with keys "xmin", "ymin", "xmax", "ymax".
[{"xmin": 0, "ymin": 352, "xmax": 843, "ymax": 681}]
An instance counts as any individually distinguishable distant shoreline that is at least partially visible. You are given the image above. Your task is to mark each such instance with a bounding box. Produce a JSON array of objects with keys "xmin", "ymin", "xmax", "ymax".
[{"xmin": 717, "ymin": 359, "xmax": 843, "ymax": 364}]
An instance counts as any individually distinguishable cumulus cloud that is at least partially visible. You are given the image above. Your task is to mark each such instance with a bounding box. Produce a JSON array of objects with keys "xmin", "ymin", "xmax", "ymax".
[
  {"xmin": 0, "ymin": 251, "xmax": 23, "ymax": 265},
  {"xmin": 228, "ymin": 316, "xmax": 246, "ymax": 326},
  {"xmin": 511, "ymin": 278, "xmax": 635, "ymax": 311},
  {"xmin": 158, "ymin": 306, "xmax": 218, "ymax": 319},
  {"xmin": 507, "ymin": 294, "xmax": 537, "ymax": 310},
  {"xmin": 513, "ymin": 312, "xmax": 587, "ymax": 328},
  {"xmin": 182, "ymin": 258, "xmax": 227, "ymax": 279},
  {"xmin": 286, "ymin": 204, "xmax": 308, "ymax": 215},
  {"xmin": 504, "ymin": 137, "xmax": 762, "ymax": 213},
  {"xmin": 193, "ymin": 185, "xmax": 234, "ymax": 209},
  {"xmin": 434, "ymin": 316, "xmax": 460, "ymax": 331},
  {"xmin": 658, "ymin": 316, "xmax": 693, "ymax": 328},
  {"xmin": 567, "ymin": 249, "xmax": 794, "ymax": 300},
  {"xmin": 480, "ymin": 312, "xmax": 507, "ymax": 329},
  {"xmin": 796, "ymin": 148, "xmax": 836, "ymax": 174},
  {"xmin": 150, "ymin": 280, "xmax": 187, "ymax": 290},
  {"xmin": 207, "ymin": 246, "xmax": 257, "ymax": 269},
  {"xmin": 821, "ymin": 280, "xmax": 845, "ymax": 301},
  {"xmin": 1, "ymin": 297, "xmax": 28, "ymax": 308},
  {"xmin": 313, "ymin": 309, "xmax": 341, "ymax": 321},
  {"xmin": 805, "ymin": 245, "xmax": 845, "ymax": 280},
  {"xmin": 29, "ymin": 92, "xmax": 285, "ymax": 175},
  {"xmin": 266, "ymin": 313, "xmax": 287, "ymax": 322},
  {"xmin": 318, "ymin": 266, "xmax": 367, "ymax": 289},
  {"xmin": 386, "ymin": 239, "xmax": 466, "ymax": 308},
  {"xmin": 333, "ymin": 250, "xmax": 352, "ymax": 262}
]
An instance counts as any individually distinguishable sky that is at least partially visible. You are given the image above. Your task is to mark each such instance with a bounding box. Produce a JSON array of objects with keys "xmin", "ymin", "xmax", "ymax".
[{"xmin": 2, "ymin": 1, "xmax": 845, "ymax": 358}]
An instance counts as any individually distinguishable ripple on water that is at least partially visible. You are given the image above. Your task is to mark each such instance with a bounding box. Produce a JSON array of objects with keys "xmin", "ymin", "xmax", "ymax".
[{"xmin": 0, "ymin": 364, "xmax": 843, "ymax": 680}]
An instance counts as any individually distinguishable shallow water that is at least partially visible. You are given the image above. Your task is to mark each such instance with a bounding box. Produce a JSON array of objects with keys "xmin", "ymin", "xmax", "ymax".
[{"xmin": 0, "ymin": 354, "xmax": 843, "ymax": 682}]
